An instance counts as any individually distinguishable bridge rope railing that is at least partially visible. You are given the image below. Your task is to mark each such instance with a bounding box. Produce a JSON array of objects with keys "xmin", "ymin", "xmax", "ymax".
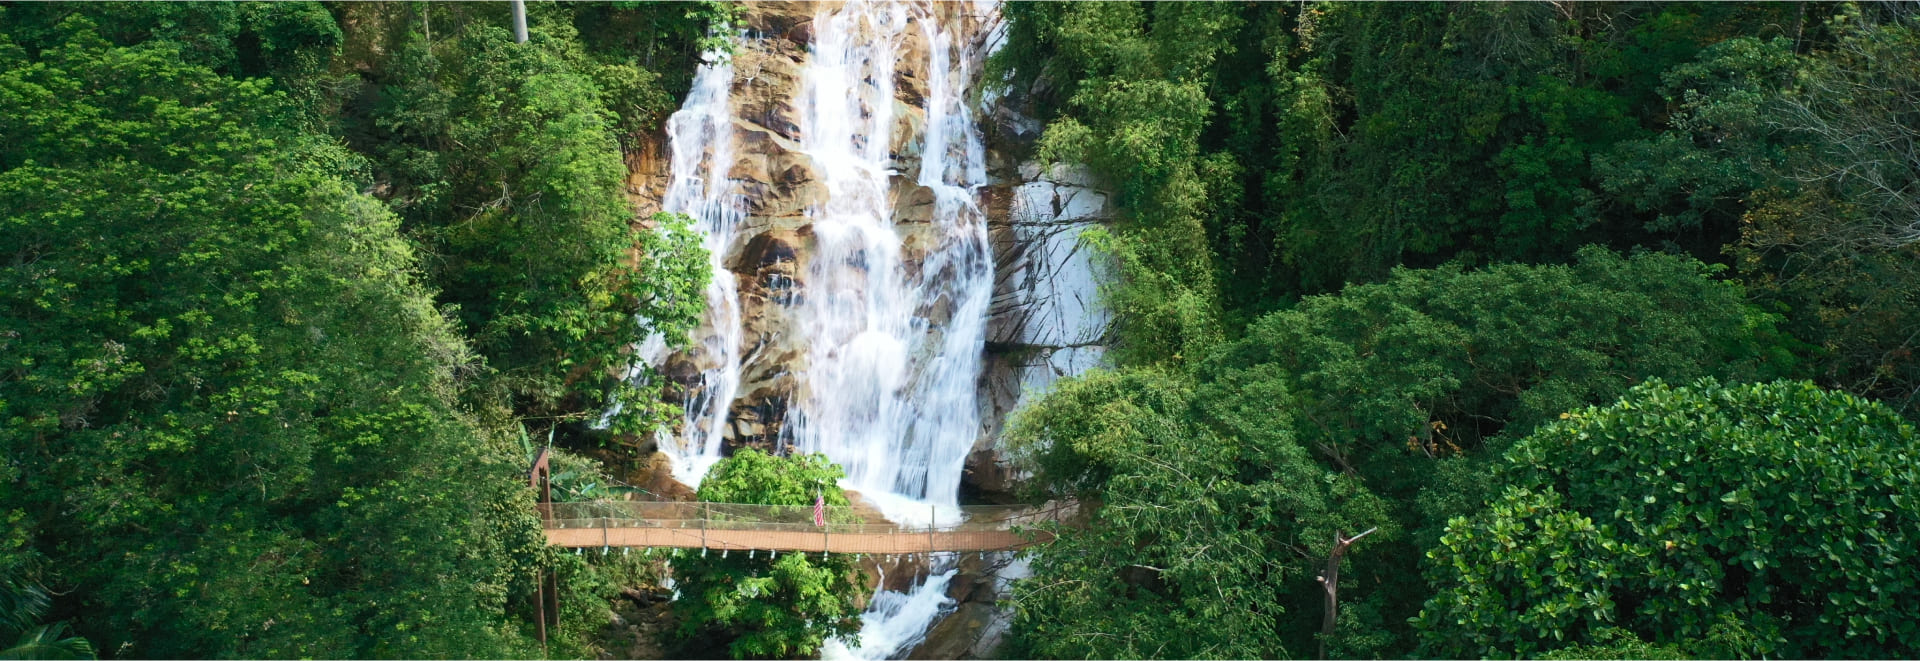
[{"xmin": 539, "ymin": 500, "xmax": 1070, "ymax": 536}]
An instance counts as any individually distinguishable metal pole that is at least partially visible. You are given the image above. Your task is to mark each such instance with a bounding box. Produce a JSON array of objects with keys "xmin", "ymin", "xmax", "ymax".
[
  {"xmin": 700, "ymin": 502, "xmax": 708, "ymax": 550},
  {"xmin": 928, "ymin": 505, "xmax": 936, "ymax": 557},
  {"xmin": 509, "ymin": 0, "xmax": 528, "ymax": 44}
]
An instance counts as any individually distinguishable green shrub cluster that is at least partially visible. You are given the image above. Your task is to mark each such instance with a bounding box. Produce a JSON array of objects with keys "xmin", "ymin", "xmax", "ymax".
[{"xmin": 1420, "ymin": 379, "xmax": 1920, "ymax": 658}]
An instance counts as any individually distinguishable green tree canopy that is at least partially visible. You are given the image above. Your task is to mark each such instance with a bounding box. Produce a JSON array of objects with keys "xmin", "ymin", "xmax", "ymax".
[
  {"xmin": 1004, "ymin": 247, "xmax": 1794, "ymax": 657},
  {"xmin": 355, "ymin": 18, "xmax": 708, "ymax": 428},
  {"xmin": 0, "ymin": 20, "xmax": 545, "ymax": 657},
  {"xmin": 996, "ymin": 2, "xmax": 1820, "ymax": 337},
  {"xmin": 1419, "ymin": 379, "xmax": 1920, "ymax": 658},
  {"xmin": 1203, "ymin": 246, "xmax": 1795, "ymax": 477},
  {"xmin": 1596, "ymin": 9, "xmax": 1920, "ymax": 416},
  {"xmin": 1003, "ymin": 368, "xmax": 1388, "ymax": 659}
]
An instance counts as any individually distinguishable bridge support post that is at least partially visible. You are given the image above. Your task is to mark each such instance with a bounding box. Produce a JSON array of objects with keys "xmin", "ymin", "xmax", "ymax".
[{"xmin": 529, "ymin": 448, "xmax": 554, "ymax": 647}]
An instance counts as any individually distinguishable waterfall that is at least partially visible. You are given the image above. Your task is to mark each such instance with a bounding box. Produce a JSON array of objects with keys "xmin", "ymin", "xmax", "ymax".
[
  {"xmin": 822, "ymin": 565, "xmax": 960, "ymax": 661},
  {"xmin": 644, "ymin": 1, "xmax": 1002, "ymax": 657},
  {"xmin": 655, "ymin": 0, "xmax": 995, "ymax": 519},
  {"xmin": 658, "ymin": 53, "xmax": 747, "ymax": 486}
]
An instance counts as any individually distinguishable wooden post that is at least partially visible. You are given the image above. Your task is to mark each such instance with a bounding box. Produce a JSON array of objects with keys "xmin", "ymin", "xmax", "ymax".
[
  {"xmin": 529, "ymin": 448, "xmax": 553, "ymax": 646},
  {"xmin": 547, "ymin": 569, "xmax": 559, "ymax": 646},
  {"xmin": 1317, "ymin": 527, "xmax": 1377, "ymax": 660},
  {"xmin": 533, "ymin": 569, "xmax": 546, "ymax": 648}
]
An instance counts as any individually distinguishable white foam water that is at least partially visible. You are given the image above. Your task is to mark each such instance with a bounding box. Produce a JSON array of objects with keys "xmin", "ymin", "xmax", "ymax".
[
  {"xmin": 821, "ymin": 565, "xmax": 960, "ymax": 661},
  {"xmin": 651, "ymin": 1, "xmax": 994, "ymax": 508},
  {"xmin": 784, "ymin": 0, "xmax": 993, "ymax": 521},
  {"xmin": 793, "ymin": 3, "xmax": 999, "ymax": 657}
]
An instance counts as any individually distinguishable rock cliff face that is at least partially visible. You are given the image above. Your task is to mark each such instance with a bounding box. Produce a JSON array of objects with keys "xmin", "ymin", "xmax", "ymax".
[{"xmin": 972, "ymin": 156, "xmax": 1113, "ymax": 495}]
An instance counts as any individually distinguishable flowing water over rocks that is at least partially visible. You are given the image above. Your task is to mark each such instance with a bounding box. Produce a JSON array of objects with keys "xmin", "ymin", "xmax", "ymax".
[{"xmin": 621, "ymin": 0, "xmax": 1110, "ymax": 656}]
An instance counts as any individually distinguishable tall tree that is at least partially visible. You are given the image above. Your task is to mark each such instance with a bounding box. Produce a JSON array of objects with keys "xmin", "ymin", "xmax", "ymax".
[
  {"xmin": 354, "ymin": 17, "xmax": 708, "ymax": 430},
  {"xmin": 1003, "ymin": 368, "xmax": 1388, "ymax": 659}
]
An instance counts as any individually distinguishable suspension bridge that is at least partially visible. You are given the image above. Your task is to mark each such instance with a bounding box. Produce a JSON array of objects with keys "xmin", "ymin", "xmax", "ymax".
[
  {"xmin": 539, "ymin": 500, "xmax": 1059, "ymax": 553},
  {"xmin": 523, "ymin": 450, "xmax": 1059, "ymax": 644}
]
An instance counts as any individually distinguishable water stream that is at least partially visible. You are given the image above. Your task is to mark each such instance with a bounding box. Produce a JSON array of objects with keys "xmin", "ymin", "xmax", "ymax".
[{"xmin": 657, "ymin": 52, "xmax": 747, "ymax": 487}]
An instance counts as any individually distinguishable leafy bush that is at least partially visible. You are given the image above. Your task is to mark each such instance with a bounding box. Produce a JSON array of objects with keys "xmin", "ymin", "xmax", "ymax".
[{"xmin": 1419, "ymin": 379, "xmax": 1920, "ymax": 658}]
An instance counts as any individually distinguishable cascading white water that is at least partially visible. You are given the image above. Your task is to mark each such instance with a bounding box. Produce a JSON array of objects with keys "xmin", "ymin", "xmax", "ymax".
[
  {"xmin": 784, "ymin": 0, "xmax": 995, "ymax": 527},
  {"xmin": 821, "ymin": 565, "xmax": 960, "ymax": 661},
  {"xmin": 658, "ymin": 54, "xmax": 747, "ymax": 486},
  {"xmin": 789, "ymin": 5, "xmax": 998, "ymax": 657},
  {"xmin": 653, "ymin": 1, "xmax": 994, "ymax": 511}
]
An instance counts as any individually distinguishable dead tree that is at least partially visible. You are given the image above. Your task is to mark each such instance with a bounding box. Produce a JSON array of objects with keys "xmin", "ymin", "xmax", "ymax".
[{"xmin": 1317, "ymin": 527, "xmax": 1378, "ymax": 660}]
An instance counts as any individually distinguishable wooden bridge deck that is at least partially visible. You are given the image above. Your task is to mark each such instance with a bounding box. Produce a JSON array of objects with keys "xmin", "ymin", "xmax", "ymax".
[{"xmin": 538, "ymin": 501, "xmax": 1064, "ymax": 553}]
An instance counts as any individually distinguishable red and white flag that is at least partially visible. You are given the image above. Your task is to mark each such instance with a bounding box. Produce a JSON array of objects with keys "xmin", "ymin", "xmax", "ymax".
[{"xmin": 813, "ymin": 492, "xmax": 826, "ymax": 527}]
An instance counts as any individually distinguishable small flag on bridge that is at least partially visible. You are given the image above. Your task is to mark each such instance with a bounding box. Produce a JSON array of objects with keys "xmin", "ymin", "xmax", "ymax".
[{"xmin": 814, "ymin": 492, "xmax": 826, "ymax": 527}]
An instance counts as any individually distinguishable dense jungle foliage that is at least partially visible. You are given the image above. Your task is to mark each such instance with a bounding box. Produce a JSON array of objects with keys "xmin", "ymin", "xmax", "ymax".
[
  {"xmin": 5, "ymin": 0, "xmax": 1920, "ymax": 659},
  {"xmin": 995, "ymin": 1, "xmax": 1920, "ymax": 659},
  {"xmin": 0, "ymin": 2, "xmax": 724, "ymax": 657}
]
